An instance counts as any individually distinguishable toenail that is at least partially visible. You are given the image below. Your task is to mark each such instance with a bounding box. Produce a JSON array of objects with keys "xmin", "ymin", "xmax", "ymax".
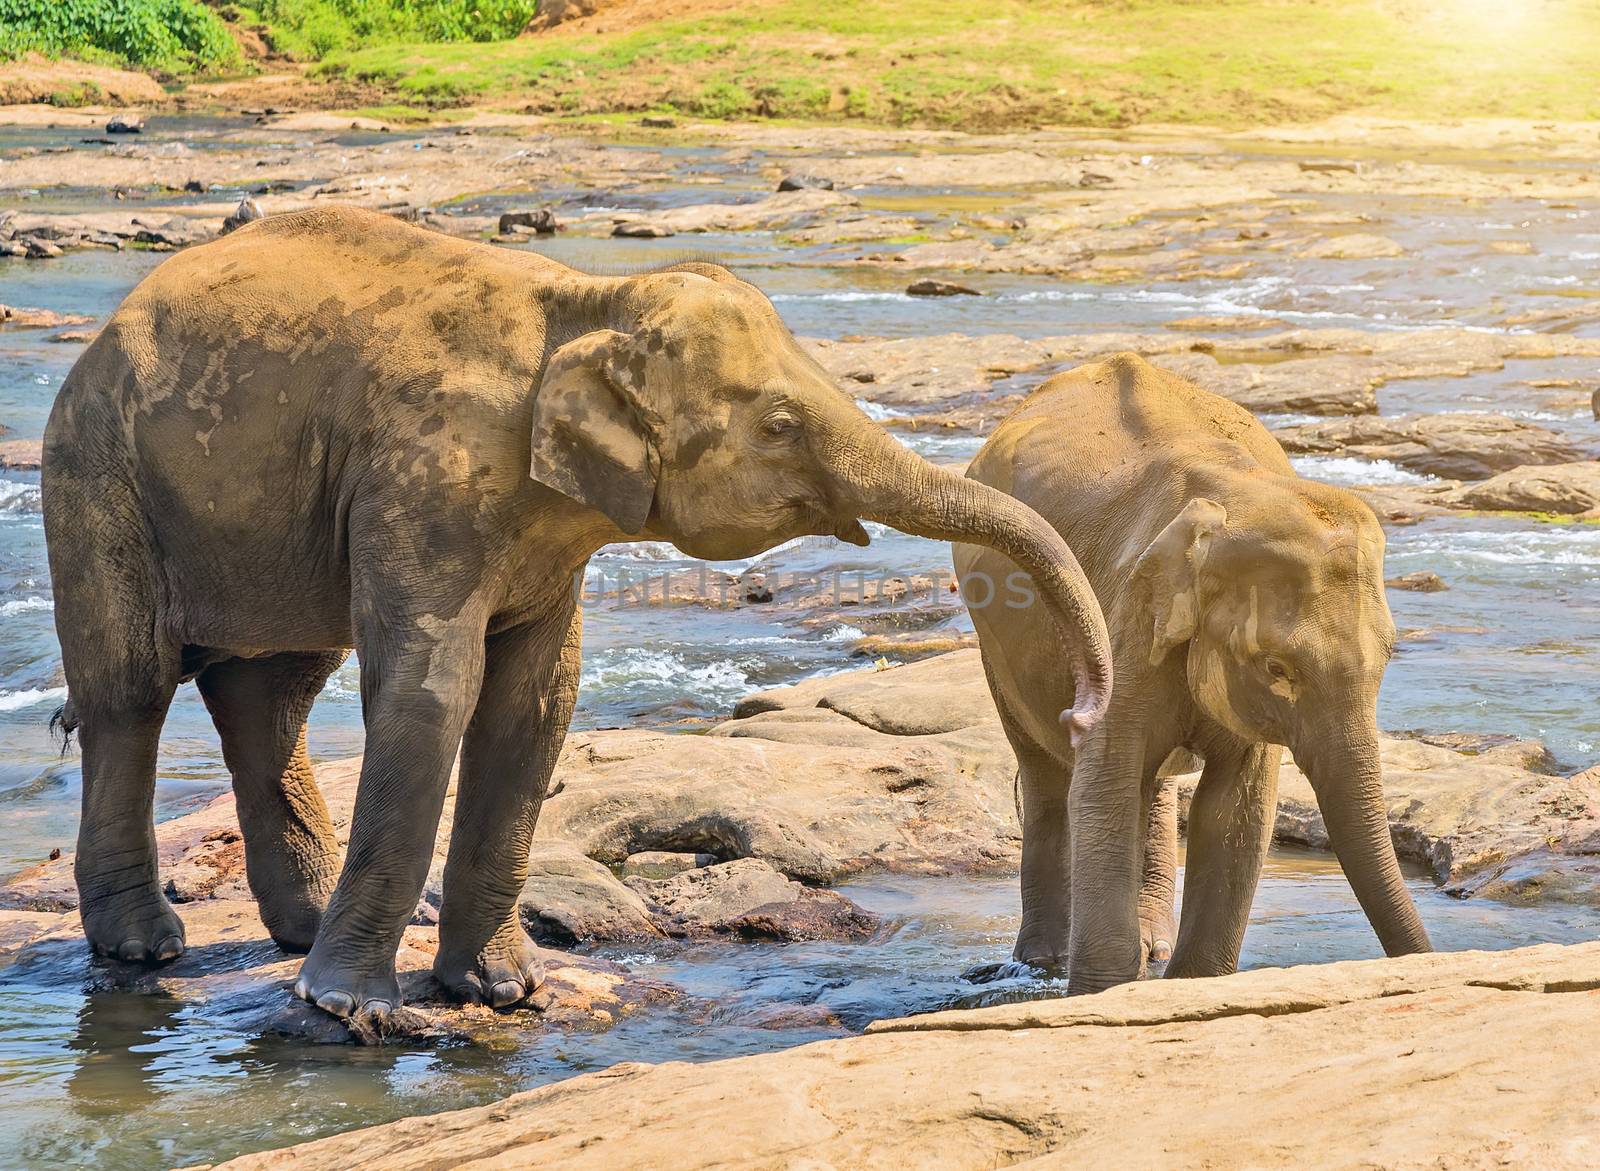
[
  {"xmin": 153, "ymin": 935, "xmax": 184, "ymax": 962},
  {"xmin": 116, "ymin": 939, "xmax": 147, "ymax": 962},
  {"xmin": 315, "ymin": 990, "xmax": 356, "ymax": 1018},
  {"xmin": 490, "ymin": 980, "xmax": 526, "ymax": 1009}
]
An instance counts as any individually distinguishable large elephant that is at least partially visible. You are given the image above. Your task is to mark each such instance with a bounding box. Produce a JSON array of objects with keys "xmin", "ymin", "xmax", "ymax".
[
  {"xmin": 42, "ymin": 206, "xmax": 1111, "ymax": 1021},
  {"xmin": 955, "ymin": 353, "xmax": 1430, "ymax": 994}
]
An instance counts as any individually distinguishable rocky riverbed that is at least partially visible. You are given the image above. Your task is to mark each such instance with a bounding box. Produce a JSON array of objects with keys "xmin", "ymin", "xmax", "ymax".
[{"xmin": 3, "ymin": 104, "xmax": 1599, "ymax": 1166}]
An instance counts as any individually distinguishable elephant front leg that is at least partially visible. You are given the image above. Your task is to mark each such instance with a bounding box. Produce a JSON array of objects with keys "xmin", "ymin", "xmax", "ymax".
[
  {"xmin": 293, "ymin": 610, "xmax": 488, "ymax": 1022},
  {"xmin": 1165, "ymin": 740, "xmax": 1281, "ymax": 979},
  {"xmin": 434, "ymin": 604, "xmax": 582, "ymax": 1009}
]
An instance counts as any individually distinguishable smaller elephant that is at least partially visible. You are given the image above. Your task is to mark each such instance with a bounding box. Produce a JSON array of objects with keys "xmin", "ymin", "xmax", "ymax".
[{"xmin": 956, "ymin": 353, "xmax": 1431, "ymax": 994}]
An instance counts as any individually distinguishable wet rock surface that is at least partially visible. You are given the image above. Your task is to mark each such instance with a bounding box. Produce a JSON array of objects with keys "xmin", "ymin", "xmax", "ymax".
[
  {"xmin": 208, "ymin": 941, "xmax": 1600, "ymax": 1170},
  {"xmin": 1273, "ymin": 413, "xmax": 1590, "ymax": 480},
  {"xmin": 0, "ymin": 899, "xmax": 677, "ymax": 1049},
  {"xmin": 624, "ymin": 858, "xmax": 879, "ymax": 941}
]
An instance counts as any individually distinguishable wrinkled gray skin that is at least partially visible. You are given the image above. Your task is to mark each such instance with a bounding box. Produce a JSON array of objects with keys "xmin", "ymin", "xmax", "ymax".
[
  {"xmin": 956, "ymin": 354, "xmax": 1430, "ymax": 995},
  {"xmin": 42, "ymin": 206, "xmax": 1111, "ymax": 1022}
]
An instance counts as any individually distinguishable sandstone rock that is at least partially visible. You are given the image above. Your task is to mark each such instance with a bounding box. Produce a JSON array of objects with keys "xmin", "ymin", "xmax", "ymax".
[
  {"xmin": 133, "ymin": 216, "xmax": 211, "ymax": 248},
  {"xmin": 1295, "ymin": 232, "xmax": 1404, "ymax": 259},
  {"xmin": 620, "ymin": 850, "xmax": 715, "ymax": 879},
  {"xmin": 1176, "ymin": 736, "xmax": 1600, "ymax": 905},
  {"xmin": 0, "ymin": 909, "xmax": 68, "ymax": 953},
  {"xmin": 208, "ymin": 942, "xmax": 1600, "ymax": 1170},
  {"xmin": 222, "ymin": 196, "xmax": 264, "ymax": 235},
  {"xmin": 624, "ymin": 858, "xmax": 876, "ymax": 941},
  {"xmin": 777, "ymin": 172, "xmax": 833, "ymax": 191},
  {"xmin": 1441, "ymin": 461, "xmax": 1600, "ymax": 516},
  {"xmin": 514, "ymin": 841, "xmax": 662, "ymax": 946},
  {"xmin": 1162, "ymin": 314, "xmax": 1289, "ymax": 332},
  {"xmin": 611, "ymin": 221, "xmax": 675, "ymax": 238},
  {"xmin": 906, "ymin": 278, "xmax": 981, "ymax": 297},
  {"xmin": 0, "ymin": 304, "xmax": 93, "ymax": 329},
  {"xmin": 0, "ymin": 439, "xmax": 43, "ymax": 471},
  {"xmin": 1274, "ymin": 413, "xmax": 1587, "ymax": 479},
  {"xmin": 802, "ymin": 326, "xmax": 1586, "ymax": 423},
  {"xmin": 105, "ymin": 114, "xmax": 144, "ymax": 134},
  {"xmin": 601, "ymin": 190, "xmax": 857, "ymax": 235},
  {"xmin": 1385, "ymin": 570, "xmax": 1448, "ymax": 592},
  {"xmin": 498, "ymin": 208, "xmax": 560, "ymax": 235},
  {"xmin": 541, "ymin": 712, "xmax": 1021, "ymax": 881},
  {"xmin": 734, "ymin": 648, "xmax": 996, "ymax": 734}
]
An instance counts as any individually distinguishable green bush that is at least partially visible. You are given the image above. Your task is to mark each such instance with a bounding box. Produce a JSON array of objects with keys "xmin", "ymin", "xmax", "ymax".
[
  {"xmin": 0, "ymin": 0, "xmax": 242, "ymax": 71},
  {"xmin": 254, "ymin": 0, "xmax": 536, "ymax": 58}
]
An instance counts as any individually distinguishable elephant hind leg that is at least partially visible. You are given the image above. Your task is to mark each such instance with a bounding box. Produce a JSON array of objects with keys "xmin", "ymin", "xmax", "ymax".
[
  {"xmin": 986, "ymin": 681, "xmax": 1073, "ymax": 972},
  {"xmin": 45, "ymin": 470, "xmax": 183, "ymax": 963},
  {"xmin": 196, "ymin": 651, "xmax": 347, "ymax": 952}
]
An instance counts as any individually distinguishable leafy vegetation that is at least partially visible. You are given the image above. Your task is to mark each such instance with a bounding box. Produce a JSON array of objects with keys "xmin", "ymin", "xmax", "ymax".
[
  {"xmin": 244, "ymin": 0, "xmax": 536, "ymax": 59},
  {"xmin": 308, "ymin": 0, "xmax": 1600, "ymax": 128},
  {"xmin": 0, "ymin": 0, "xmax": 241, "ymax": 72}
]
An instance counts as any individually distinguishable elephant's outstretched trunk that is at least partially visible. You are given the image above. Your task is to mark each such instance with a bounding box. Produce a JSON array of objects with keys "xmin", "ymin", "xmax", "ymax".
[
  {"xmin": 1297, "ymin": 728, "xmax": 1432, "ymax": 957},
  {"xmin": 829, "ymin": 424, "xmax": 1113, "ymax": 739}
]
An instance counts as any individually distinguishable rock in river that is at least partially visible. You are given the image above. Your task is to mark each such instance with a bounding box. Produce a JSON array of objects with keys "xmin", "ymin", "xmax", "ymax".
[
  {"xmin": 777, "ymin": 172, "xmax": 834, "ymax": 191},
  {"xmin": 1273, "ymin": 412, "xmax": 1587, "ymax": 480},
  {"xmin": 905, "ymin": 278, "xmax": 982, "ymax": 297},
  {"xmin": 624, "ymin": 858, "xmax": 878, "ymax": 941},
  {"xmin": 1441, "ymin": 461, "xmax": 1600, "ymax": 516}
]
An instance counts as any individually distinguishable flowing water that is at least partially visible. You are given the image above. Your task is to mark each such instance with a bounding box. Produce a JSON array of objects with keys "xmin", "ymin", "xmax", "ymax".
[{"xmin": 2, "ymin": 119, "xmax": 1599, "ymax": 1167}]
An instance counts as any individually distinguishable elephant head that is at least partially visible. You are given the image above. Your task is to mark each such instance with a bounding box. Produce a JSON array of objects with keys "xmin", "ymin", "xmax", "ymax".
[
  {"xmin": 1132, "ymin": 488, "xmax": 1430, "ymax": 957},
  {"xmin": 529, "ymin": 264, "xmax": 1112, "ymax": 736}
]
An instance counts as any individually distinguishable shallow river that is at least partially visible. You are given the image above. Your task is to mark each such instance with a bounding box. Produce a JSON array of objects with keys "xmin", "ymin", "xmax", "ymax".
[{"xmin": 2, "ymin": 118, "xmax": 1599, "ymax": 1167}]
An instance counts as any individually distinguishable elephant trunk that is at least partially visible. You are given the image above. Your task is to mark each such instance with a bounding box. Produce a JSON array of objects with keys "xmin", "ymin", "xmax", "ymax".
[
  {"xmin": 828, "ymin": 424, "xmax": 1113, "ymax": 739},
  {"xmin": 1297, "ymin": 727, "xmax": 1432, "ymax": 957}
]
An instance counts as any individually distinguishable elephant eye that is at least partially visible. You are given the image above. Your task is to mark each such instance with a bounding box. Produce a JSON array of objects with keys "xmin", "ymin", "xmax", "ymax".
[
  {"xmin": 1264, "ymin": 656, "xmax": 1292, "ymax": 681},
  {"xmin": 760, "ymin": 413, "xmax": 801, "ymax": 441}
]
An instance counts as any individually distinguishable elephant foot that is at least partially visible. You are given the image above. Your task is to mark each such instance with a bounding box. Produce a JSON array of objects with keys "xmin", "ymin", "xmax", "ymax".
[
  {"xmin": 81, "ymin": 886, "xmax": 186, "ymax": 964},
  {"xmin": 250, "ymin": 856, "xmax": 335, "ymax": 955},
  {"xmin": 293, "ymin": 947, "xmax": 402, "ymax": 1022},
  {"xmin": 433, "ymin": 920, "xmax": 545, "ymax": 1011},
  {"xmin": 1141, "ymin": 909, "xmax": 1176, "ymax": 967}
]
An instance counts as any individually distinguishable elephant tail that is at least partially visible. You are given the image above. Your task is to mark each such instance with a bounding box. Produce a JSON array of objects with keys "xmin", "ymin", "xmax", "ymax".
[{"xmin": 49, "ymin": 695, "xmax": 78, "ymax": 753}]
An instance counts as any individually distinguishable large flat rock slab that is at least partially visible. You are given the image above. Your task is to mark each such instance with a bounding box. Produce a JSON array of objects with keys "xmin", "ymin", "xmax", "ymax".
[{"xmin": 207, "ymin": 942, "xmax": 1600, "ymax": 1170}]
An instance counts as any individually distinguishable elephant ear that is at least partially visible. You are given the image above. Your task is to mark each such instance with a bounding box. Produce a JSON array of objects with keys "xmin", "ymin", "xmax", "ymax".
[
  {"xmin": 529, "ymin": 329, "xmax": 663, "ymax": 535},
  {"xmin": 1131, "ymin": 498, "xmax": 1227, "ymax": 665}
]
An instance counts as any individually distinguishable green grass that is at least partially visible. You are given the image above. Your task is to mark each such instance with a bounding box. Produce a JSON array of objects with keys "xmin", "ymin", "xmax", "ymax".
[
  {"xmin": 0, "ymin": 0, "xmax": 242, "ymax": 73},
  {"xmin": 304, "ymin": 0, "xmax": 1600, "ymax": 127}
]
